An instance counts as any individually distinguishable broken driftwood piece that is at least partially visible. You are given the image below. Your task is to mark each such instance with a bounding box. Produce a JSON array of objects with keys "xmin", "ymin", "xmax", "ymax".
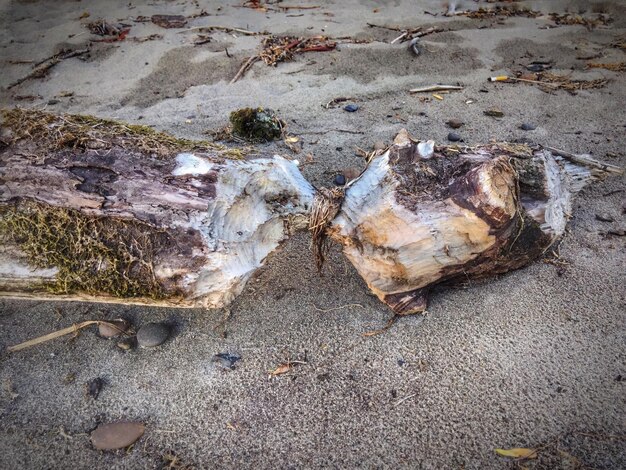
[
  {"xmin": 314, "ymin": 130, "xmax": 623, "ymax": 315},
  {"xmin": 0, "ymin": 109, "xmax": 314, "ymax": 308}
]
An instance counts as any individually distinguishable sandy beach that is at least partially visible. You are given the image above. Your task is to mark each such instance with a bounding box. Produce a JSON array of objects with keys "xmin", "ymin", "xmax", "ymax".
[{"xmin": 1, "ymin": 0, "xmax": 625, "ymax": 468}]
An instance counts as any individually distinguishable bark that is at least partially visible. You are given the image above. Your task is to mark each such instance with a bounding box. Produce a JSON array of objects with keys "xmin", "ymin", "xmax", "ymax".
[
  {"xmin": 0, "ymin": 110, "xmax": 314, "ymax": 307},
  {"xmin": 328, "ymin": 130, "xmax": 622, "ymax": 315}
]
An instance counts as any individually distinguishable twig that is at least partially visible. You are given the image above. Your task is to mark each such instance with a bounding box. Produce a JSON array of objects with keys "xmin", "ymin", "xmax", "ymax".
[
  {"xmin": 409, "ymin": 84, "xmax": 463, "ymax": 93},
  {"xmin": 545, "ymin": 146, "xmax": 624, "ymax": 175},
  {"xmin": 390, "ymin": 31, "xmax": 408, "ymax": 44},
  {"xmin": 8, "ymin": 48, "xmax": 90, "ymax": 89},
  {"xmin": 178, "ymin": 25, "xmax": 266, "ymax": 36},
  {"xmin": 363, "ymin": 314, "xmax": 399, "ymax": 337},
  {"xmin": 230, "ymin": 55, "xmax": 260, "ymax": 84},
  {"xmin": 6, "ymin": 320, "xmax": 121, "ymax": 352},
  {"xmin": 394, "ymin": 393, "xmax": 417, "ymax": 406}
]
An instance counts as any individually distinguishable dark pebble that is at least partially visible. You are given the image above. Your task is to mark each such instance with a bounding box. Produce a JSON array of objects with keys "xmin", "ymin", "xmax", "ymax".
[
  {"xmin": 211, "ymin": 353, "xmax": 241, "ymax": 370},
  {"xmin": 520, "ymin": 123, "xmax": 536, "ymax": 131},
  {"xmin": 595, "ymin": 213, "xmax": 614, "ymax": 223},
  {"xmin": 136, "ymin": 322, "xmax": 169, "ymax": 348},
  {"xmin": 447, "ymin": 132, "xmax": 462, "ymax": 142},
  {"xmin": 334, "ymin": 174, "xmax": 346, "ymax": 186},
  {"xmin": 343, "ymin": 104, "xmax": 359, "ymax": 112},
  {"xmin": 446, "ymin": 119, "xmax": 463, "ymax": 129},
  {"xmin": 47, "ymin": 99, "xmax": 60, "ymax": 105},
  {"xmin": 85, "ymin": 378, "xmax": 104, "ymax": 399}
]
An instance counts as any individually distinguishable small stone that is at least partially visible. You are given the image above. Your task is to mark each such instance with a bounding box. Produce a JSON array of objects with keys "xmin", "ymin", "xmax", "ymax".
[
  {"xmin": 91, "ymin": 421, "xmax": 145, "ymax": 450},
  {"xmin": 484, "ymin": 108, "xmax": 504, "ymax": 118},
  {"xmin": 447, "ymin": 132, "xmax": 462, "ymax": 142},
  {"xmin": 373, "ymin": 141, "xmax": 386, "ymax": 151},
  {"xmin": 446, "ymin": 119, "xmax": 463, "ymax": 129},
  {"xmin": 98, "ymin": 319, "xmax": 130, "ymax": 338},
  {"xmin": 595, "ymin": 213, "xmax": 614, "ymax": 222},
  {"xmin": 342, "ymin": 167, "xmax": 361, "ymax": 181},
  {"xmin": 520, "ymin": 123, "xmax": 536, "ymax": 131},
  {"xmin": 334, "ymin": 174, "xmax": 347, "ymax": 186},
  {"xmin": 211, "ymin": 353, "xmax": 241, "ymax": 370},
  {"xmin": 47, "ymin": 99, "xmax": 60, "ymax": 105},
  {"xmin": 136, "ymin": 322, "xmax": 169, "ymax": 348},
  {"xmin": 117, "ymin": 337, "xmax": 135, "ymax": 351},
  {"xmin": 343, "ymin": 104, "xmax": 359, "ymax": 112},
  {"xmin": 85, "ymin": 378, "xmax": 103, "ymax": 399}
]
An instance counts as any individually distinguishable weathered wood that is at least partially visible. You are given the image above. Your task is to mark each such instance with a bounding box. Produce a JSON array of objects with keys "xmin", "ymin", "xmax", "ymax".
[
  {"xmin": 327, "ymin": 130, "xmax": 622, "ymax": 315},
  {"xmin": 0, "ymin": 109, "xmax": 314, "ymax": 307}
]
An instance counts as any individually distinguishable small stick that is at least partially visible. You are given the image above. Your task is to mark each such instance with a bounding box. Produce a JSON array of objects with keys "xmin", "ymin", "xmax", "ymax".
[
  {"xmin": 229, "ymin": 55, "xmax": 260, "ymax": 84},
  {"xmin": 313, "ymin": 303, "xmax": 363, "ymax": 312},
  {"xmin": 544, "ymin": 147, "xmax": 624, "ymax": 175},
  {"xmin": 178, "ymin": 26, "xmax": 265, "ymax": 36},
  {"xmin": 394, "ymin": 393, "xmax": 417, "ymax": 406},
  {"xmin": 409, "ymin": 85, "xmax": 463, "ymax": 93},
  {"xmin": 390, "ymin": 31, "xmax": 408, "ymax": 44},
  {"xmin": 6, "ymin": 320, "xmax": 121, "ymax": 352},
  {"xmin": 8, "ymin": 48, "xmax": 89, "ymax": 89}
]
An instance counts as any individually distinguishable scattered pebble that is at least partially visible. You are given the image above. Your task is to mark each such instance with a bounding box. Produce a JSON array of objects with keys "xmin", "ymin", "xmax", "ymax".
[
  {"xmin": 342, "ymin": 167, "xmax": 361, "ymax": 181},
  {"xmin": 85, "ymin": 378, "xmax": 103, "ymax": 399},
  {"xmin": 596, "ymin": 213, "xmax": 614, "ymax": 222},
  {"xmin": 334, "ymin": 174, "xmax": 347, "ymax": 186},
  {"xmin": 447, "ymin": 132, "xmax": 462, "ymax": 142},
  {"xmin": 211, "ymin": 353, "xmax": 241, "ymax": 370},
  {"xmin": 91, "ymin": 421, "xmax": 145, "ymax": 450},
  {"xmin": 484, "ymin": 108, "xmax": 504, "ymax": 118},
  {"xmin": 446, "ymin": 119, "xmax": 463, "ymax": 129},
  {"xmin": 343, "ymin": 104, "xmax": 359, "ymax": 112},
  {"xmin": 520, "ymin": 123, "xmax": 537, "ymax": 131},
  {"xmin": 47, "ymin": 99, "xmax": 59, "ymax": 105},
  {"xmin": 98, "ymin": 319, "xmax": 130, "ymax": 339},
  {"xmin": 373, "ymin": 141, "xmax": 386, "ymax": 151},
  {"xmin": 117, "ymin": 337, "xmax": 135, "ymax": 351},
  {"xmin": 136, "ymin": 322, "xmax": 169, "ymax": 348}
]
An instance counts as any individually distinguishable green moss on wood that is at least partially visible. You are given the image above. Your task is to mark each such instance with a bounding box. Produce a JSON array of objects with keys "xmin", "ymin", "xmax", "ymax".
[
  {"xmin": 229, "ymin": 107, "xmax": 282, "ymax": 142},
  {"xmin": 1, "ymin": 108, "xmax": 247, "ymax": 159},
  {"xmin": 0, "ymin": 200, "xmax": 172, "ymax": 298}
]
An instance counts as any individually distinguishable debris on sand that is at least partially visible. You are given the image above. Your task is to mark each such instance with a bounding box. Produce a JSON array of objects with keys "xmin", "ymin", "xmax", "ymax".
[
  {"xmin": 87, "ymin": 20, "xmax": 126, "ymax": 36},
  {"xmin": 260, "ymin": 35, "xmax": 336, "ymax": 66},
  {"xmin": 85, "ymin": 378, "xmax": 104, "ymax": 399},
  {"xmin": 211, "ymin": 353, "xmax": 241, "ymax": 370},
  {"xmin": 136, "ymin": 322, "xmax": 170, "ymax": 348},
  {"xmin": 459, "ymin": 6, "xmax": 540, "ymax": 19},
  {"xmin": 7, "ymin": 48, "xmax": 90, "ymax": 89},
  {"xmin": 151, "ymin": 14, "xmax": 187, "ymax": 29},
  {"xmin": 586, "ymin": 62, "xmax": 625, "ymax": 72},
  {"xmin": 98, "ymin": 319, "xmax": 131, "ymax": 338},
  {"xmin": 409, "ymin": 85, "xmax": 463, "ymax": 93},
  {"xmin": 488, "ymin": 73, "xmax": 608, "ymax": 93},
  {"xmin": 549, "ymin": 12, "xmax": 612, "ymax": 29},
  {"xmin": 229, "ymin": 107, "xmax": 283, "ymax": 142}
]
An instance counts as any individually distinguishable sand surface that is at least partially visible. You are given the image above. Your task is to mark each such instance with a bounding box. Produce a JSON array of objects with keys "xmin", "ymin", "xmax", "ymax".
[{"xmin": 1, "ymin": 0, "xmax": 625, "ymax": 468}]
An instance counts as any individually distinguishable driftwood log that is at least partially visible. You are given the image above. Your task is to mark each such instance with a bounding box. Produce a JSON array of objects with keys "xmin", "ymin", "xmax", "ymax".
[
  {"xmin": 0, "ymin": 109, "xmax": 314, "ymax": 307},
  {"xmin": 0, "ymin": 110, "xmax": 621, "ymax": 314},
  {"xmin": 323, "ymin": 130, "xmax": 622, "ymax": 314}
]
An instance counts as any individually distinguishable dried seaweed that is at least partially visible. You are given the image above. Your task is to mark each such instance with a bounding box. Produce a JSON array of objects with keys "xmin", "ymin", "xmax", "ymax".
[
  {"xmin": 462, "ymin": 6, "xmax": 540, "ymax": 19},
  {"xmin": 586, "ymin": 62, "xmax": 626, "ymax": 72},
  {"xmin": 549, "ymin": 12, "xmax": 612, "ymax": 29},
  {"xmin": 535, "ymin": 72, "xmax": 608, "ymax": 92},
  {"xmin": 260, "ymin": 35, "xmax": 336, "ymax": 66},
  {"xmin": 1, "ymin": 108, "xmax": 247, "ymax": 159}
]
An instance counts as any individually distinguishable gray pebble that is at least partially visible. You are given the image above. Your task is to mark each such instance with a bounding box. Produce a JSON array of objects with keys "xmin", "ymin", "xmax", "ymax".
[
  {"xmin": 520, "ymin": 123, "xmax": 537, "ymax": 131},
  {"xmin": 211, "ymin": 353, "xmax": 241, "ymax": 370},
  {"xmin": 334, "ymin": 174, "xmax": 346, "ymax": 186},
  {"xmin": 47, "ymin": 99, "xmax": 60, "ymax": 105},
  {"xmin": 447, "ymin": 132, "xmax": 462, "ymax": 142},
  {"xmin": 136, "ymin": 322, "xmax": 169, "ymax": 348},
  {"xmin": 595, "ymin": 213, "xmax": 614, "ymax": 223},
  {"xmin": 98, "ymin": 319, "xmax": 130, "ymax": 338},
  {"xmin": 446, "ymin": 119, "xmax": 463, "ymax": 129},
  {"xmin": 343, "ymin": 104, "xmax": 359, "ymax": 112}
]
